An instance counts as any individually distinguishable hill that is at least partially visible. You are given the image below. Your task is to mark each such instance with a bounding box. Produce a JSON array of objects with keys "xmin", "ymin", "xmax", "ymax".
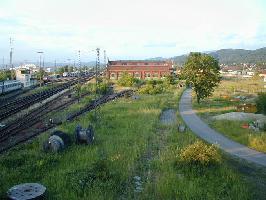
[{"xmin": 171, "ymin": 47, "xmax": 266, "ymax": 65}]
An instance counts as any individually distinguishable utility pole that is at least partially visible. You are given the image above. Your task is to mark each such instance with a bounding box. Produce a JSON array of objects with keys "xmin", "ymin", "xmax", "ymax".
[
  {"xmin": 78, "ymin": 50, "xmax": 81, "ymax": 77},
  {"xmin": 67, "ymin": 58, "xmax": 71, "ymax": 72},
  {"xmin": 77, "ymin": 50, "xmax": 81, "ymax": 102},
  {"xmin": 37, "ymin": 51, "xmax": 44, "ymax": 87},
  {"xmin": 2, "ymin": 57, "xmax": 4, "ymax": 70},
  {"xmin": 94, "ymin": 48, "xmax": 100, "ymax": 121},
  {"xmin": 42, "ymin": 56, "xmax": 45, "ymax": 69},
  {"xmin": 54, "ymin": 60, "xmax": 57, "ymax": 72},
  {"xmin": 9, "ymin": 37, "xmax": 13, "ymax": 69},
  {"xmin": 104, "ymin": 50, "xmax": 107, "ymax": 68}
]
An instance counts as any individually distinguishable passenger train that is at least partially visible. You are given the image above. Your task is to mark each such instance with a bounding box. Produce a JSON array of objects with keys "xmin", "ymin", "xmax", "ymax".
[{"xmin": 0, "ymin": 80, "xmax": 22, "ymax": 95}]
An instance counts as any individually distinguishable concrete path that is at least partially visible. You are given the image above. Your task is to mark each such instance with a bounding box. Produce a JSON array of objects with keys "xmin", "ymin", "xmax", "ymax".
[{"xmin": 179, "ymin": 89, "xmax": 266, "ymax": 167}]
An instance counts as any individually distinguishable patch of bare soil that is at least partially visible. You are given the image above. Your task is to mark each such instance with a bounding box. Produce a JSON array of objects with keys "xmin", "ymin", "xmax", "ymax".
[{"xmin": 160, "ymin": 109, "xmax": 176, "ymax": 125}]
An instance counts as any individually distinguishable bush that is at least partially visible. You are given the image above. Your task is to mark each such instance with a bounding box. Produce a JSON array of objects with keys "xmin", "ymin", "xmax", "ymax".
[
  {"xmin": 97, "ymin": 82, "xmax": 109, "ymax": 95},
  {"xmin": 163, "ymin": 75, "xmax": 175, "ymax": 85},
  {"xmin": 138, "ymin": 84, "xmax": 164, "ymax": 95},
  {"xmin": 179, "ymin": 140, "xmax": 221, "ymax": 166},
  {"xmin": 256, "ymin": 92, "xmax": 266, "ymax": 115},
  {"xmin": 117, "ymin": 73, "xmax": 138, "ymax": 87},
  {"xmin": 249, "ymin": 135, "xmax": 266, "ymax": 153}
]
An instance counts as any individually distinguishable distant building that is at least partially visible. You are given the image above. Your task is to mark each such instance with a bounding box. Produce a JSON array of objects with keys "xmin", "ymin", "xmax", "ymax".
[
  {"xmin": 15, "ymin": 68, "xmax": 37, "ymax": 87},
  {"xmin": 15, "ymin": 64, "xmax": 39, "ymax": 73},
  {"xmin": 106, "ymin": 60, "xmax": 173, "ymax": 80}
]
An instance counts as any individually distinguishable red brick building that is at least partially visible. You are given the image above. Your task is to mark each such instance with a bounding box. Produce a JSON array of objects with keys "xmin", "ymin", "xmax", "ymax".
[{"xmin": 106, "ymin": 60, "xmax": 173, "ymax": 80}]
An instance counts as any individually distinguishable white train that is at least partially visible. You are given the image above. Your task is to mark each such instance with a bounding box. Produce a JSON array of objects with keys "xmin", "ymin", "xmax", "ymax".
[{"xmin": 0, "ymin": 80, "xmax": 22, "ymax": 94}]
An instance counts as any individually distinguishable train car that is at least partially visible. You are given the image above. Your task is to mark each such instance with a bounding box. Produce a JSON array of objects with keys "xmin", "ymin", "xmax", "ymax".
[{"xmin": 0, "ymin": 80, "xmax": 22, "ymax": 95}]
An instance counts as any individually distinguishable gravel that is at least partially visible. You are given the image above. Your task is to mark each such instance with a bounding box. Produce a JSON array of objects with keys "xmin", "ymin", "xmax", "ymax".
[{"xmin": 212, "ymin": 112, "xmax": 266, "ymax": 122}]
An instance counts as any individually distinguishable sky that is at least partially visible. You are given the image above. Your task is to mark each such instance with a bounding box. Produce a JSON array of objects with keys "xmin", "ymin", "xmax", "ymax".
[{"xmin": 0, "ymin": 0, "xmax": 266, "ymax": 64}]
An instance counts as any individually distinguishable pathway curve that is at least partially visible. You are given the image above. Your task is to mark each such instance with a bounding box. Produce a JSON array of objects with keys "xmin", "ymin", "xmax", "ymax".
[{"xmin": 179, "ymin": 89, "xmax": 266, "ymax": 167}]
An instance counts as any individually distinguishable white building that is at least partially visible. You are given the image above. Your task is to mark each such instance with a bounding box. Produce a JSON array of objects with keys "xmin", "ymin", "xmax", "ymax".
[{"xmin": 15, "ymin": 68, "xmax": 37, "ymax": 88}]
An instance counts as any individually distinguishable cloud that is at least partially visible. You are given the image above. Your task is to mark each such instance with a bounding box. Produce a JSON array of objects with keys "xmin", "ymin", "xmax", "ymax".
[{"xmin": 0, "ymin": 0, "xmax": 265, "ymax": 62}]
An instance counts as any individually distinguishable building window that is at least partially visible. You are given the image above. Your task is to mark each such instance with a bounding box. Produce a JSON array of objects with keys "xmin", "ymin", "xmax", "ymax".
[
  {"xmin": 145, "ymin": 72, "xmax": 151, "ymax": 79},
  {"xmin": 110, "ymin": 73, "xmax": 116, "ymax": 79},
  {"xmin": 134, "ymin": 72, "xmax": 140, "ymax": 78},
  {"xmin": 153, "ymin": 73, "xmax": 158, "ymax": 78}
]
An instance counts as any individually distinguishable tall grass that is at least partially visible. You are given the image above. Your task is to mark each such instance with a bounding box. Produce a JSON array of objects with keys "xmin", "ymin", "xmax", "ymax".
[
  {"xmin": 193, "ymin": 78, "xmax": 266, "ymax": 153},
  {"xmin": 0, "ymin": 88, "xmax": 260, "ymax": 199}
]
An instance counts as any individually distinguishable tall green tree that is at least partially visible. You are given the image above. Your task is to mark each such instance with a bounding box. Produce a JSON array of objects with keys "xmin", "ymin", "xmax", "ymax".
[{"xmin": 181, "ymin": 52, "xmax": 221, "ymax": 103}]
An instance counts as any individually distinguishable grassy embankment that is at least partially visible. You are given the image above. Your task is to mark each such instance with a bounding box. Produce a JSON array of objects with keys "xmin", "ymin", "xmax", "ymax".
[
  {"xmin": 193, "ymin": 77, "xmax": 266, "ymax": 153},
  {"xmin": 0, "ymin": 86, "xmax": 264, "ymax": 199}
]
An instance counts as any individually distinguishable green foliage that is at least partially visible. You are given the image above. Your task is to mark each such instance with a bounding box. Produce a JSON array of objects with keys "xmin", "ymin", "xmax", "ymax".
[
  {"xmin": 179, "ymin": 140, "xmax": 221, "ymax": 166},
  {"xmin": 163, "ymin": 75, "xmax": 175, "ymax": 85},
  {"xmin": 66, "ymin": 158, "xmax": 121, "ymax": 198},
  {"xmin": 0, "ymin": 89, "xmax": 260, "ymax": 199},
  {"xmin": 74, "ymin": 83, "xmax": 82, "ymax": 100},
  {"xmin": 182, "ymin": 52, "xmax": 221, "ymax": 103},
  {"xmin": 56, "ymin": 66, "xmax": 71, "ymax": 75},
  {"xmin": 0, "ymin": 70, "xmax": 8, "ymax": 81},
  {"xmin": 211, "ymin": 120, "xmax": 266, "ymax": 153},
  {"xmin": 138, "ymin": 76, "xmax": 177, "ymax": 95},
  {"xmin": 97, "ymin": 82, "xmax": 109, "ymax": 95},
  {"xmin": 56, "ymin": 67, "xmax": 65, "ymax": 75},
  {"xmin": 68, "ymin": 66, "xmax": 74, "ymax": 72},
  {"xmin": 35, "ymin": 68, "xmax": 46, "ymax": 80},
  {"xmin": 138, "ymin": 84, "xmax": 164, "ymax": 95},
  {"xmin": 256, "ymin": 92, "xmax": 266, "ymax": 115},
  {"xmin": 0, "ymin": 70, "xmax": 15, "ymax": 81},
  {"xmin": 117, "ymin": 73, "xmax": 138, "ymax": 87}
]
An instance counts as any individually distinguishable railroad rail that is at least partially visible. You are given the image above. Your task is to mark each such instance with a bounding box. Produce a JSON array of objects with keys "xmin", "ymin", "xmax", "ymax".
[
  {"xmin": 0, "ymin": 75, "xmax": 93, "ymax": 121},
  {"xmin": 67, "ymin": 89, "xmax": 133, "ymax": 120},
  {"xmin": 0, "ymin": 89, "xmax": 133, "ymax": 152}
]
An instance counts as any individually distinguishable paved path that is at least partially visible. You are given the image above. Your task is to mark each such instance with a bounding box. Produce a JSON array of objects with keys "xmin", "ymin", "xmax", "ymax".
[{"xmin": 179, "ymin": 89, "xmax": 266, "ymax": 167}]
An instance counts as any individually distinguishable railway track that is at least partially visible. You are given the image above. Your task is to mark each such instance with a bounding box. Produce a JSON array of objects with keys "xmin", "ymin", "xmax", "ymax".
[
  {"xmin": 0, "ymin": 89, "xmax": 133, "ymax": 153},
  {"xmin": 0, "ymin": 75, "xmax": 93, "ymax": 121}
]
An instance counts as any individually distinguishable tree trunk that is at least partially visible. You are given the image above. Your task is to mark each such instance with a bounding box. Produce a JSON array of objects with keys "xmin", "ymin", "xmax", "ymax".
[{"xmin": 197, "ymin": 95, "xmax": 200, "ymax": 104}]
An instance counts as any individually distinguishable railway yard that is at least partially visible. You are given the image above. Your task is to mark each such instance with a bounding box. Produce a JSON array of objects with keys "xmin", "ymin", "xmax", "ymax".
[{"xmin": 0, "ymin": 74, "xmax": 134, "ymax": 152}]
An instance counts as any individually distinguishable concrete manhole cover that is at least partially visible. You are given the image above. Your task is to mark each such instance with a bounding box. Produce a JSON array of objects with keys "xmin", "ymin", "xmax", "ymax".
[{"xmin": 7, "ymin": 183, "xmax": 46, "ymax": 200}]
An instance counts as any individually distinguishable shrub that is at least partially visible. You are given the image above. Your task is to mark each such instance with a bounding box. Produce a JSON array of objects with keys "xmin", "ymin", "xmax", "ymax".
[
  {"xmin": 117, "ymin": 73, "xmax": 138, "ymax": 87},
  {"xmin": 256, "ymin": 92, "xmax": 266, "ymax": 115},
  {"xmin": 163, "ymin": 75, "xmax": 175, "ymax": 85},
  {"xmin": 97, "ymin": 82, "xmax": 109, "ymax": 95},
  {"xmin": 138, "ymin": 84, "xmax": 164, "ymax": 95},
  {"xmin": 179, "ymin": 140, "xmax": 221, "ymax": 166},
  {"xmin": 249, "ymin": 135, "xmax": 266, "ymax": 153}
]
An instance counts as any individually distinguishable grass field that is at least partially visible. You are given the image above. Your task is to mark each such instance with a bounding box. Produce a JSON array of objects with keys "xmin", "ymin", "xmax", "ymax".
[
  {"xmin": 193, "ymin": 77, "xmax": 266, "ymax": 153},
  {"xmin": 0, "ymin": 87, "xmax": 265, "ymax": 199}
]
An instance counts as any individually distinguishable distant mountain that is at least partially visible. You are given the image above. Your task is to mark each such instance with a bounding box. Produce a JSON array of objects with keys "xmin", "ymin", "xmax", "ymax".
[
  {"xmin": 171, "ymin": 47, "xmax": 266, "ymax": 65},
  {"xmin": 146, "ymin": 57, "xmax": 166, "ymax": 61}
]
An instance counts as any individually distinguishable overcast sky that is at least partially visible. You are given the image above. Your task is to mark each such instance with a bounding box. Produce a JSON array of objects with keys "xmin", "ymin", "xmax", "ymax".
[{"xmin": 0, "ymin": 0, "xmax": 265, "ymax": 64}]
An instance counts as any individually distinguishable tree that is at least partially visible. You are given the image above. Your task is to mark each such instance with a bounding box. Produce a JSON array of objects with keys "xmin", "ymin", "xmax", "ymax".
[
  {"xmin": 181, "ymin": 52, "xmax": 221, "ymax": 103},
  {"xmin": 68, "ymin": 66, "xmax": 74, "ymax": 72},
  {"xmin": 256, "ymin": 93, "xmax": 266, "ymax": 115},
  {"xmin": 56, "ymin": 67, "xmax": 65, "ymax": 75},
  {"xmin": 0, "ymin": 70, "xmax": 8, "ymax": 82}
]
